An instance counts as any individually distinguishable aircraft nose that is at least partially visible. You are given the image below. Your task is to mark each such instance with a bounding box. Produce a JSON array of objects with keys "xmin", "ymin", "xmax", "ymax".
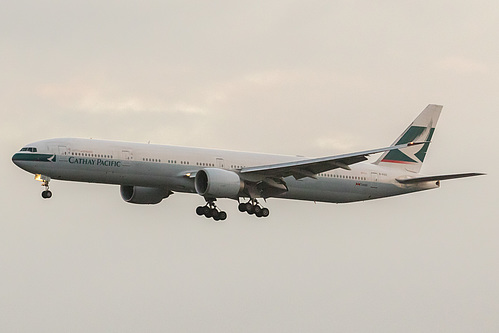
[{"xmin": 12, "ymin": 152, "xmax": 21, "ymax": 166}]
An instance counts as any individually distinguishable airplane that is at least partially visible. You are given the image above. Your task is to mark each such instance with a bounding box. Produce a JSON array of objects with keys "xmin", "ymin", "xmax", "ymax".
[{"xmin": 12, "ymin": 104, "xmax": 484, "ymax": 220}]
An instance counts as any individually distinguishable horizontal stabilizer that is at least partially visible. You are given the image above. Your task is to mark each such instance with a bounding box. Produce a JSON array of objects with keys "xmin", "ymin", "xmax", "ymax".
[{"xmin": 396, "ymin": 172, "xmax": 485, "ymax": 184}]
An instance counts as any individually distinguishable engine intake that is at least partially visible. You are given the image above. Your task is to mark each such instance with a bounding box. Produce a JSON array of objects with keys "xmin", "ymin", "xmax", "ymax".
[
  {"xmin": 120, "ymin": 185, "xmax": 171, "ymax": 204},
  {"xmin": 195, "ymin": 168, "xmax": 243, "ymax": 198}
]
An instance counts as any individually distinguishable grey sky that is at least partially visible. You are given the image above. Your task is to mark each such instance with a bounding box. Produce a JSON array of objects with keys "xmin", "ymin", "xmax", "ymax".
[{"xmin": 1, "ymin": 1, "xmax": 497, "ymax": 332}]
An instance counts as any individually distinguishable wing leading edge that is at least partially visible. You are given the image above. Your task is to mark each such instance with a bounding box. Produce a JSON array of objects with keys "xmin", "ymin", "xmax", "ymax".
[{"xmin": 241, "ymin": 142, "xmax": 425, "ymax": 180}]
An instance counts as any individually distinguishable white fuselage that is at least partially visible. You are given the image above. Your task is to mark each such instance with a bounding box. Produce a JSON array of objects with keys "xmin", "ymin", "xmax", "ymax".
[{"xmin": 12, "ymin": 138, "xmax": 438, "ymax": 204}]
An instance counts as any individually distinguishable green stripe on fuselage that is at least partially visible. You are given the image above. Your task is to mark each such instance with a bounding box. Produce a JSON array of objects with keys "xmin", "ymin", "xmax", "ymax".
[{"xmin": 12, "ymin": 153, "xmax": 56, "ymax": 162}]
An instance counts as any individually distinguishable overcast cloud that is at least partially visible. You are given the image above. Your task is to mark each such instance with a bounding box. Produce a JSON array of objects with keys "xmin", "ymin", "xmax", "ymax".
[{"xmin": 0, "ymin": 1, "xmax": 497, "ymax": 332}]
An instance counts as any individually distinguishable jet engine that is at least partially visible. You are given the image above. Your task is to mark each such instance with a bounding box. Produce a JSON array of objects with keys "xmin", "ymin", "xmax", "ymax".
[
  {"xmin": 120, "ymin": 185, "xmax": 171, "ymax": 204},
  {"xmin": 195, "ymin": 168, "xmax": 243, "ymax": 198}
]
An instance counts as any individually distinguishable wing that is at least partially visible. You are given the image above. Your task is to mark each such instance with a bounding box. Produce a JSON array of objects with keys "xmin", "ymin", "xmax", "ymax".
[
  {"xmin": 396, "ymin": 172, "xmax": 485, "ymax": 184},
  {"xmin": 241, "ymin": 142, "xmax": 424, "ymax": 180}
]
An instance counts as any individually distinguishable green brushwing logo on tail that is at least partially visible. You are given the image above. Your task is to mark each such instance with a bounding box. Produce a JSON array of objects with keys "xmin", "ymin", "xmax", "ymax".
[{"xmin": 382, "ymin": 125, "xmax": 435, "ymax": 164}]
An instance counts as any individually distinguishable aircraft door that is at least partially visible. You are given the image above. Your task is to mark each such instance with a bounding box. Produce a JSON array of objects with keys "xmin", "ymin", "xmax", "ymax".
[
  {"xmin": 121, "ymin": 150, "xmax": 132, "ymax": 166},
  {"xmin": 370, "ymin": 172, "xmax": 378, "ymax": 189},
  {"xmin": 216, "ymin": 158, "xmax": 225, "ymax": 168},
  {"xmin": 58, "ymin": 145, "xmax": 69, "ymax": 162}
]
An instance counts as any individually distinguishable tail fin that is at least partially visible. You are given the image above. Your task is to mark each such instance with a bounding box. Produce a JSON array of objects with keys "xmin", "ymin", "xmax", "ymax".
[{"xmin": 374, "ymin": 104, "xmax": 442, "ymax": 173}]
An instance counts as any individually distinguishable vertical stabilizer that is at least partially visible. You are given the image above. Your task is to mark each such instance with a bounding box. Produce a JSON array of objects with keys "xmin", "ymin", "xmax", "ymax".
[{"xmin": 374, "ymin": 104, "xmax": 442, "ymax": 173}]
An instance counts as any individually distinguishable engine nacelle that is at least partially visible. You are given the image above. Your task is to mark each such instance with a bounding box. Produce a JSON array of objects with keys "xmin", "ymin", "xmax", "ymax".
[
  {"xmin": 120, "ymin": 185, "xmax": 171, "ymax": 204},
  {"xmin": 195, "ymin": 168, "xmax": 243, "ymax": 198}
]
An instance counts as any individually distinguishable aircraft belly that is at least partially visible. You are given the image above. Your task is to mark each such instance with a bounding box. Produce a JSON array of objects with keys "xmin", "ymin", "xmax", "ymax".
[{"xmin": 365, "ymin": 182, "xmax": 433, "ymax": 200}]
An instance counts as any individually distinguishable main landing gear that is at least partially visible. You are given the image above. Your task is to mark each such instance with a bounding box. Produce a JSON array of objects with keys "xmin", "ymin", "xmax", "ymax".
[
  {"xmin": 195, "ymin": 199, "xmax": 270, "ymax": 221},
  {"xmin": 196, "ymin": 199, "xmax": 227, "ymax": 221},
  {"xmin": 238, "ymin": 200, "xmax": 270, "ymax": 218}
]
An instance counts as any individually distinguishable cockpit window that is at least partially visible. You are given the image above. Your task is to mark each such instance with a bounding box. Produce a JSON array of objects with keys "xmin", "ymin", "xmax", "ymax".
[{"xmin": 20, "ymin": 147, "xmax": 37, "ymax": 152}]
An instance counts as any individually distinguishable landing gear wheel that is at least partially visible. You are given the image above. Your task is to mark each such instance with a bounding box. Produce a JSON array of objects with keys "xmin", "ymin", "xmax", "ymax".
[
  {"xmin": 41, "ymin": 190, "xmax": 52, "ymax": 199},
  {"xmin": 238, "ymin": 199, "xmax": 270, "ymax": 218},
  {"xmin": 261, "ymin": 208, "xmax": 270, "ymax": 217},
  {"xmin": 196, "ymin": 199, "xmax": 228, "ymax": 221},
  {"xmin": 246, "ymin": 203, "xmax": 255, "ymax": 214},
  {"xmin": 203, "ymin": 206, "xmax": 212, "ymax": 218},
  {"xmin": 196, "ymin": 206, "xmax": 204, "ymax": 216}
]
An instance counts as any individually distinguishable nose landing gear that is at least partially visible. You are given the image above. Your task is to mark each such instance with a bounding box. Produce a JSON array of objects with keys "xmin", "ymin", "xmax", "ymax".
[
  {"xmin": 196, "ymin": 199, "xmax": 227, "ymax": 221},
  {"xmin": 238, "ymin": 199, "xmax": 270, "ymax": 218},
  {"xmin": 37, "ymin": 175, "xmax": 52, "ymax": 199},
  {"xmin": 41, "ymin": 189, "xmax": 52, "ymax": 199}
]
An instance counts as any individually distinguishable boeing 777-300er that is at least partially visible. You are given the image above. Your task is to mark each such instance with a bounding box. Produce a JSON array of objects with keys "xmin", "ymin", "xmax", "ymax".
[{"xmin": 12, "ymin": 104, "xmax": 484, "ymax": 220}]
